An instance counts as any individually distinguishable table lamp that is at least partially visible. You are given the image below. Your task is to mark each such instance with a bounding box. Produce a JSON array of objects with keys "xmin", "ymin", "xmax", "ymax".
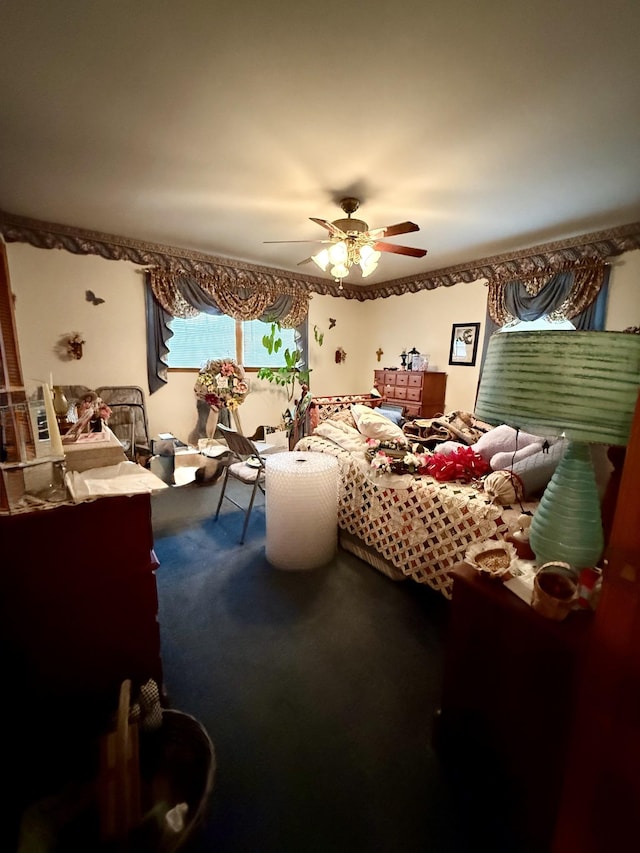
[{"xmin": 475, "ymin": 330, "xmax": 640, "ymax": 569}]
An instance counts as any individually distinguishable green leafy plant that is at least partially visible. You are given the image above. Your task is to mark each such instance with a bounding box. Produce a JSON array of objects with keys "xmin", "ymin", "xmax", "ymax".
[{"xmin": 257, "ymin": 322, "xmax": 310, "ymax": 402}]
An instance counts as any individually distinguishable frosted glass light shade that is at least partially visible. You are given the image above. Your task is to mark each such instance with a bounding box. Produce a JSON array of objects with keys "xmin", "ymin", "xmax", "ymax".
[
  {"xmin": 331, "ymin": 263, "xmax": 349, "ymax": 279},
  {"xmin": 328, "ymin": 241, "xmax": 348, "ymax": 265},
  {"xmin": 311, "ymin": 249, "xmax": 329, "ymax": 271},
  {"xmin": 360, "ymin": 247, "xmax": 381, "ymax": 277},
  {"xmin": 475, "ymin": 331, "xmax": 640, "ymax": 445}
]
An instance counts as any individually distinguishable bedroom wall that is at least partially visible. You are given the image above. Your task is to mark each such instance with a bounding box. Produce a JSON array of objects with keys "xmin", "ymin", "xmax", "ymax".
[
  {"xmin": 309, "ymin": 251, "xmax": 639, "ymax": 415},
  {"xmin": 6, "ymin": 242, "xmax": 639, "ymax": 442}
]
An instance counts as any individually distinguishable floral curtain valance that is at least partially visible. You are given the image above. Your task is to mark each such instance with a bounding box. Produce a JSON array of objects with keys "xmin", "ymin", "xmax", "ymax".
[
  {"xmin": 148, "ymin": 267, "xmax": 310, "ymax": 327},
  {"xmin": 477, "ymin": 263, "xmax": 610, "ymax": 381},
  {"xmin": 146, "ymin": 268, "xmax": 310, "ymax": 394},
  {"xmin": 486, "ymin": 262, "xmax": 606, "ymax": 327}
]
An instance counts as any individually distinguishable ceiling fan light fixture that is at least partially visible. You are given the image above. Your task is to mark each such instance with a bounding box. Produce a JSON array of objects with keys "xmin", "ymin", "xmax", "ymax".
[
  {"xmin": 331, "ymin": 263, "xmax": 349, "ymax": 279},
  {"xmin": 359, "ymin": 244, "xmax": 380, "ymax": 277},
  {"xmin": 328, "ymin": 241, "xmax": 348, "ymax": 265},
  {"xmin": 311, "ymin": 248, "xmax": 330, "ymax": 271},
  {"xmin": 279, "ymin": 199, "xmax": 425, "ymax": 283}
]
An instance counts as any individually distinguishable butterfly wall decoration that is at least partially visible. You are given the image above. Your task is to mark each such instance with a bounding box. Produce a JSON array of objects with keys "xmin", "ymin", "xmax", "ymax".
[{"xmin": 86, "ymin": 289, "xmax": 105, "ymax": 305}]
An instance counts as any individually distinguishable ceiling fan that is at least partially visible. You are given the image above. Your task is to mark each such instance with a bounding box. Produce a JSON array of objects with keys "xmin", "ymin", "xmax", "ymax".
[{"xmin": 264, "ymin": 197, "xmax": 427, "ymax": 281}]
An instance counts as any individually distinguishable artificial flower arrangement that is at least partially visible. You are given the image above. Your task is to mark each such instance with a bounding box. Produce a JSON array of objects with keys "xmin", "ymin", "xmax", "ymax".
[
  {"xmin": 366, "ymin": 438, "xmax": 490, "ymax": 482},
  {"xmin": 62, "ymin": 391, "xmax": 113, "ymax": 442},
  {"xmin": 194, "ymin": 358, "xmax": 249, "ymax": 412},
  {"xmin": 365, "ymin": 438, "xmax": 432, "ymax": 476}
]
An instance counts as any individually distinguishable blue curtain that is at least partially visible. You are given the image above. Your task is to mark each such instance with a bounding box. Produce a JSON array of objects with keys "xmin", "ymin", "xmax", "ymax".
[
  {"xmin": 478, "ymin": 267, "xmax": 610, "ymax": 383},
  {"xmin": 146, "ymin": 274, "xmax": 307, "ymax": 394}
]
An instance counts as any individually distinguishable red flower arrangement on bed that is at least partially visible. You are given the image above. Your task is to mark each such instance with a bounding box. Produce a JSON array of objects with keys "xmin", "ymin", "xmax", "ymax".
[
  {"xmin": 366, "ymin": 438, "xmax": 490, "ymax": 483},
  {"xmin": 424, "ymin": 445, "xmax": 490, "ymax": 482}
]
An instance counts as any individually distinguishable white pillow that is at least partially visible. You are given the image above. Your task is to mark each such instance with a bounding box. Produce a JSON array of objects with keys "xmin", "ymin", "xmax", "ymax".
[
  {"xmin": 510, "ymin": 439, "xmax": 568, "ymax": 498},
  {"xmin": 472, "ymin": 424, "xmax": 543, "ymax": 464},
  {"xmin": 350, "ymin": 404, "xmax": 406, "ymax": 442},
  {"xmin": 490, "ymin": 441, "xmax": 543, "ymax": 471},
  {"xmin": 432, "ymin": 440, "xmax": 466, "ymax": 455}
]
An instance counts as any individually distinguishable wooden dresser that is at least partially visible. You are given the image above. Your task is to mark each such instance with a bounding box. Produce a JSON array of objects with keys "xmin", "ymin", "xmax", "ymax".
[
  {"xmin": 373, "ymin": 369, "xmax": 447, "ymax": 419},
  {"xmin": 2, "ymin": 493, "xmax": 163, "ymax": 840}
]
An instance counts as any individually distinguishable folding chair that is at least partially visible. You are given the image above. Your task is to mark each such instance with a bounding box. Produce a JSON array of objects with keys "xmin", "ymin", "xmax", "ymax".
[{"xmin": 214, "ymin": 424, "xmax": 266, "ymax": 543}]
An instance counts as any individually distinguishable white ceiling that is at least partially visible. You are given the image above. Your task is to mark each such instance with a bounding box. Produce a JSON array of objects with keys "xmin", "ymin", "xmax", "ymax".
[{"xmin": 1, "ymin": 0, "xmax": 639, "ymax": 285}]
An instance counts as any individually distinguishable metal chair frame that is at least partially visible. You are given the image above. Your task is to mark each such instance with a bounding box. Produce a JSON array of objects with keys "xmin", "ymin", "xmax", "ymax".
[
  {"xmin": 96, "ymin": 386, "xmax": 151, "ymax": 462},
  {"xmin": 214, "ymin": 424, "xmax": 266, "ymax": 544}
]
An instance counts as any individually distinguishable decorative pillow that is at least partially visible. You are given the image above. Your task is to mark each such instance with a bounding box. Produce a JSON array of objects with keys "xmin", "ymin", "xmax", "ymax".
[
  {"xmin": 329, "ymin": 407, "xmax": 358, "ymax": 429},
  {"xmin": 490, "ymin": 441, "xmax": 543, "ymax": 471},
  {"xmin": 509, "ymin": 439, "xmax": 568, "ymax": 498},
  {"xmin": 484, "ymin": 469, "xmax": 525, "ymax": 505},
  {"xmin": 376, "ymin": 405, "xmax": 405, "ymax": 427},
  {"xmin": 432, "ymin": 440, "xmax": 466, "ymax": 456},
  {"xmin": 351, "ymin": 404, "xmax": 406, "ymax": 442},
  {"xmin": 472, "ymin": 424, "xmax": 544, "ymax": 464},
  {"xmin": 314, "ymin": 420, "xmax": 368, "ymax": 453}
]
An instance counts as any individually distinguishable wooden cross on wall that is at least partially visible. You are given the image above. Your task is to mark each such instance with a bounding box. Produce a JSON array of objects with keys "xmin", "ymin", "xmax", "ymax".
[{"xmin": 376, "ymin": 348, "xmax": 384, "ymax": 362}]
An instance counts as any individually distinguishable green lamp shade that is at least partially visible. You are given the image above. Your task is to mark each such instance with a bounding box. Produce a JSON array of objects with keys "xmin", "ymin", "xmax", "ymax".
[
  {"xmin": 475, "ymin": 331, "xmax": 640, "ymax": 444},
  {"xmin": 475, "ymin": 330, "xmax": 640, "ymax": 568}
]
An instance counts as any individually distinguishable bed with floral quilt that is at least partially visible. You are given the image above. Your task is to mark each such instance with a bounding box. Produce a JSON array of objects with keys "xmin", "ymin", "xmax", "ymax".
[{"xmin": 294, "ymin": 403, "xmax": 557, "ymax": 599}]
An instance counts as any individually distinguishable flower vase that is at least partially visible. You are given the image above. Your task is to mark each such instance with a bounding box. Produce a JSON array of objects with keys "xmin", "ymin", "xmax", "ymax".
[{"xmin": 52, "ymin": 386, "xmax": 69, "ymax": 427}]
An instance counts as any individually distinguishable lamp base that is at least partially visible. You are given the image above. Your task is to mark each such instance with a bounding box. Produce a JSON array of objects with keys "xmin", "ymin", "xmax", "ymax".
[{"xmin": 529, "ymin": 441, "xmax": 604, "ymax": 569}]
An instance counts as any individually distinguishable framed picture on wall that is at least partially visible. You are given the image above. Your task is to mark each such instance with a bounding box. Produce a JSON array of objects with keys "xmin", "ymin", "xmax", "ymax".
[{"xmin": 449, "ymin": 322, "xmax": 480, "ymax": 366}]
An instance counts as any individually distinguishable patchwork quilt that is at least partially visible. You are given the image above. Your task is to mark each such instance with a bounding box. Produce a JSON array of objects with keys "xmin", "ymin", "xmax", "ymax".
[{"xmin": 296, "ymin": 423, "xmax": 530, "ymax": 598}]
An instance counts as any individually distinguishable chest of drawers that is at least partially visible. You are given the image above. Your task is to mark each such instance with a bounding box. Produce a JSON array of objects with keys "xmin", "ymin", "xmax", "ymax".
[{"xmin": 373, "ymin": 369, "xmax": 447, "ymax": 419}]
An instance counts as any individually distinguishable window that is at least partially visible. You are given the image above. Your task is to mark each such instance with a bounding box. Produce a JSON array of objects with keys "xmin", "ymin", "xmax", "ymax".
[
  {"xmin": 167, "ymin": 313, "xmax": 298, "ymax": 369},
  {"xmin": 499, "ymin": 315, "xmax": 576, "ymax": 332}
]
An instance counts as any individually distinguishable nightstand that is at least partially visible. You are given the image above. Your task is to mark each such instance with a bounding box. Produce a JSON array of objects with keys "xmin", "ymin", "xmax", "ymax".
[{"xmin": 434, "ymin": 564, "xmax": 593, "ymax": 852}]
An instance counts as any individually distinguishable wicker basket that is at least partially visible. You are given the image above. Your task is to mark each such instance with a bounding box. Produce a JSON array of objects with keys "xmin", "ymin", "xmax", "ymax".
[
  {"xmin": 134, "ymin": 709, "xmax": 217, "ymax": 852},
  {"xmin": 531, "ymin": 562, "xmax": 578, "ymax": 621}
]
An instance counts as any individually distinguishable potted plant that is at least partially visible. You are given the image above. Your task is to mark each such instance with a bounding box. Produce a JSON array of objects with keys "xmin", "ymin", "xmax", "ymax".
[
  {"xmin": 257, "ymin": 322, "xmax": 311, "ymax": 403},
  {"xmin": 258, "ymin": 321, "xmax": 320, "ymax": 445}
]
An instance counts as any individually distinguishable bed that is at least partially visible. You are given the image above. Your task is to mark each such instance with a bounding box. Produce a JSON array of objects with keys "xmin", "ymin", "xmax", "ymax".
[{"xmin": 296, "ymin": 398, "xmax": 542, "ymax": 599}]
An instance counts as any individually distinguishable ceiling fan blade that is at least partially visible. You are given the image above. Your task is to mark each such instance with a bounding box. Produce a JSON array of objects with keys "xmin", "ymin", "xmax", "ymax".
[
  {"xmin": 374, "ymin": 241, "xmax": 427, "ymax": 258},
  {"xmin": 297, "ymin": 257, "xmax": 315, "ymax": 266},
  {"xmin": 310, "ymin": 217, "xmax": 346, "ymax": 238},
  {"xmin": 376, "ymin": 221, "xmax": 420, "ymax": 238}
]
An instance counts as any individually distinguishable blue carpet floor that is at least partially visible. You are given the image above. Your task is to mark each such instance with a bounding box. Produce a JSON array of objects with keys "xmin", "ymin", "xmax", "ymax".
[{"xmin": 151, "ymin": 485, "xmax": 520, "ymax": 852}]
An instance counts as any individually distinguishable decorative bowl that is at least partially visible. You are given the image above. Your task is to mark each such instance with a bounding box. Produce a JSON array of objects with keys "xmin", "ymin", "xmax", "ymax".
[{"xmin": 465, "ymin": 540, "xmax": 518, "ymax": 579}]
